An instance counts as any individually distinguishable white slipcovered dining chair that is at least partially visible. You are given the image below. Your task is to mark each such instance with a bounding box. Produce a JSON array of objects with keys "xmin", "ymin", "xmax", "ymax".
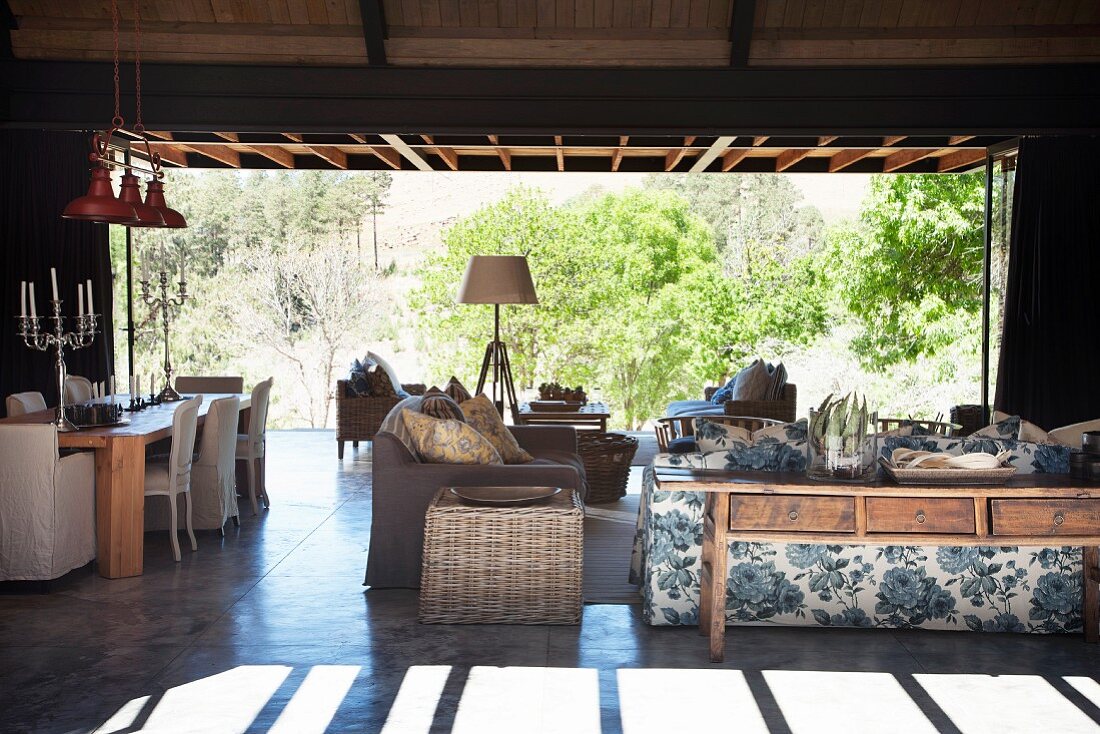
[
  {"xmin": 0, "ymin": 424, "xmax": 96, "ymax": 581},
  {"xmin": 144, "ymin": 396, "xmax": 202, "ymax": 562},
  {"xmin": 175, "ymin": 375, "xmax": 245, "ymax": 394},
  {"xmin": 192, "ymin": 395, "xmax": 241, "ymax": 531},
  {"xmin": 236, "ymin": 377, "xmax": 273, "ymax": 515},
  {"xmin": 5, "ymin": 391, "xmax": 46, "ymax": 417},
  {"xmin": 64, "ymin": 375, "xmax": 93, "ymax": 404}
]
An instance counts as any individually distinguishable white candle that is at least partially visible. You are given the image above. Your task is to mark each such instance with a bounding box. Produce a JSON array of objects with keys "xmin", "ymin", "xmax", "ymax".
[
  {"xmin": 29, "ymin": 282, "xmax": 36, "ymax": 319},
  {"xmin": 137, "ymin": 374, "xmax": 141, "ymax": 397},
  {"xmin": 86, "ymin": 280, "xmax": 93, "ymax": 314},
  {"xmin": 78, "ymin": 285, "xmax": 84, "ymax": 316},
  {"xmin": 92, "ymin": 382, "xmax": 99, "ymax": 400},
  {"xmin": 50, "ymin": 268, "xmax": 58, "ymax": 301},
  {"xmin": 109, "ymin": 375, "xmax": 115, "ymax": 396},
  {"xmin": 20, "ymin": 281, "xmax": 26, "ymax": 318}
]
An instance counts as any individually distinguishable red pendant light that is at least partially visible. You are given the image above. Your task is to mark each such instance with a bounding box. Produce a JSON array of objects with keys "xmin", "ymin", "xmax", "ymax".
[
  {"xmin": 117, "ymin": 172, "xmax": 165, "ymax": 227},
  {"xmin": 62, "ymin": 166, "xmax": 138, "ymax": 224},
  {"xmin": 143, "ymin": 180, "xmax": 187, "ymax": 228}
]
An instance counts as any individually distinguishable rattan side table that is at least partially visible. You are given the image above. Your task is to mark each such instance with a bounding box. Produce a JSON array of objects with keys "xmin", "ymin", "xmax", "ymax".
[{"xmin": 418, "ymin": 488, "xmax": 584, "ymax": 625}]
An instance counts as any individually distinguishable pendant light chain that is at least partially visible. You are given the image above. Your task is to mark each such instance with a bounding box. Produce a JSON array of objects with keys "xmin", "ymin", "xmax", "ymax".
[
  {"xmin": 111, "ymin": 0, "xmax": 122, "ymax": 128},
  {"xmin": 133, "ymin": 0, "xmax": 143, "ymax": 133}
]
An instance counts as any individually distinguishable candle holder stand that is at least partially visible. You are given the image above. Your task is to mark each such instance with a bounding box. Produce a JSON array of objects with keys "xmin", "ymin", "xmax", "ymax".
[
  {"xmin": 140, "ymin": 270, "xmax": 188, "ymax": 403},
  {"xmin": 17, "ymin": 300, "xmax": 99, "ymax": 432}
]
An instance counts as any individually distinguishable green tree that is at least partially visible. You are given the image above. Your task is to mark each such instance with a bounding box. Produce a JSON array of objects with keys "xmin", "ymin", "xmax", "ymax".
[{"xmin": 828, "ymin": 173, "xmax": 984, "ymax": 370}]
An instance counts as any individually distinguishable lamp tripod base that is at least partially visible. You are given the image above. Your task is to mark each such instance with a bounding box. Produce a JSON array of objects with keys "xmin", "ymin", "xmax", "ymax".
[{"xmin": 475, "ymin": 339, "xmax": 519, "ymax": 418}]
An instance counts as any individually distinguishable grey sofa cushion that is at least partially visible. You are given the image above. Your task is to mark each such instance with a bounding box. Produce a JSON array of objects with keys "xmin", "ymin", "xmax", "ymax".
[
  {"xmin": 665, "ymin": 400, "xmax": 726, "ymax": 417},
  {"xmin": 731, "ymin": 359, "xmax": 772, "ymax": 401},
  {"xmin": 377, "ymin": 395, "xmax": 424, "ymax": 458}
]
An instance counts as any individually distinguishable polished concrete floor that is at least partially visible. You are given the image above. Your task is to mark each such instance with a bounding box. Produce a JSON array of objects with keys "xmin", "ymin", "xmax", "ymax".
[{"xmin": 1, "ymin": 430, "xmax": 1099, "ymax": 733}]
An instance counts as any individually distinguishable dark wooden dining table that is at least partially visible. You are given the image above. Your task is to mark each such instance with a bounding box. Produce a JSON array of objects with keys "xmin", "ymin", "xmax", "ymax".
[{"xmin": 0, "ymin": 393, "xmax": 251, "ymax": 579}]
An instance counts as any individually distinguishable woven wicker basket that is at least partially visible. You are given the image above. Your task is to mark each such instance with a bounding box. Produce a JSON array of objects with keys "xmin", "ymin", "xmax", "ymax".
[
  {"xmin": 722, "ymin": 383, "xmax": 798, "ymax": 422},
  {"xmin": 577, "ymin": 431, "xmax": 638, "ymax": 504},
  {"xmin": 951, "ymin": 404, "xmax": 988, "ymax": 437},
  {"xmin": 419, "ymin": 488, "xmax": 583, "ymax": 624}
]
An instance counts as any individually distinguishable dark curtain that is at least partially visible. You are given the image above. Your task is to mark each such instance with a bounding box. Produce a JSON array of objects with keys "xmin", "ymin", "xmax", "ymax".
[
  {"xmin": 994, "ymin": 136, "xmax": 1100, "ymax": 430},
  {"xmin": 0, "ymin": 130, "xmax": 115, "ymax": 416}
]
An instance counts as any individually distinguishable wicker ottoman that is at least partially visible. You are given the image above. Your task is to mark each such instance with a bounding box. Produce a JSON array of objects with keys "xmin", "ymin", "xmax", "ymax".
[{"xmin": 418, "ymin": 488, "xmax": 583, "ymax": 625}]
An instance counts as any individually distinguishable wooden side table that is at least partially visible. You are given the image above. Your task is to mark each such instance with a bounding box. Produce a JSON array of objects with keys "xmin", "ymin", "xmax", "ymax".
[
  {"xmin": 654, "ymin": 470, "xmax": 1100, "ymax": 662},
  {"xmin": 419, "ymin": 487, "xmax": 584, "ymax": 624}
]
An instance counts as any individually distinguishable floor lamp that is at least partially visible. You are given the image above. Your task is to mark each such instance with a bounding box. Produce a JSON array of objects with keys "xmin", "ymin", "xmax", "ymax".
[{"xmin": 456, "ymin": 255, "xmax": 538, "ymax": 417}]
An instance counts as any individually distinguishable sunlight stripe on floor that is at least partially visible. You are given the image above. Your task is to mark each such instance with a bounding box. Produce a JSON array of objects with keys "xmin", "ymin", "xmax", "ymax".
[
  {"xmin": 452, "ymin": 666, "xmax": 600, "ymax": 734},
  {"xmin": 269, "ymin": 665, "xmax": 361, "ymax": 734},
  {"xmin": 141, "ymin": 665, "xmax": 292, "ymax": 734},
  {"xmin": 379, "ymin": 665, "xmax": 453, "ymax": 734},
  {"xmin": 1065, "ymin": 677, "xmax": 1100, "ymax": 711},
  {"xmin": 765, "ymin": 670, "xmax": 938, "ymax": 734},
  {"xmin": 92, "ymin": 695, "xmax": 151, "ymax": 733},
  {"xmin": 916, "ymin": 674, "xmax": 1100, "ymax": 733},
  {"xmin": 618, "ymin": 668, "xmax": 767, "ymax": 734}
]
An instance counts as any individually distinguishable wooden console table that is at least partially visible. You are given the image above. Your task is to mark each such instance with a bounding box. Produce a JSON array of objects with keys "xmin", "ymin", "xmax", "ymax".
[{"xmin": 654, "ymin": 470, "xmax": 1100, "ymax": 662}]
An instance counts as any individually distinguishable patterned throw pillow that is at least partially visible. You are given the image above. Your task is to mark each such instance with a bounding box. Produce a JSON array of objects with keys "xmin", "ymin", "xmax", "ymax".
[
  {"xmin": 400, "ymin": 409, "xmax": 502, "ymax": 465},
  {"xmin": 365, "ymin": 366, "xmax": 397, "ymax": 398},
  {"xmin": 730, "ymin": 359, "xmax": 772, "ymax": 401},
  {"xmin": 972, "ymin": 415, "xmax": 1064, "ymax": 445},
  {"xmin": 704, "ymin": 419, "xmax": 808, "ymax": 472},
  {"xmin": 460, "ymin": 394, "xmax": 534, "ymax": 464},
  {"xmin": 444, "ymin": 376, "xmax": 472, "ymax": 403},
  {"xmin": 347, "ymin": 357, "xmax": 373, "ymax": 397},
  {"xmin": 693, "ymin": 419, "xmax": 753, "ymax": 453},
  {"xmin": 420, "ymin": 393, "xmax": 465, "ymax": 423},
  {"xmin": 764, "ymin": 363, "xmax": 788, "ymax": 401},
  {"xmin": 709, "ymin": 375, "xmax": 738, "ymax": 404}
]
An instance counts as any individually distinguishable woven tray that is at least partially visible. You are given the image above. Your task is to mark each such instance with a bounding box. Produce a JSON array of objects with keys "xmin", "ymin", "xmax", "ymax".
[{"xmin": 879, "ymin": 458, "xmax": 1017, "ymax": 485}]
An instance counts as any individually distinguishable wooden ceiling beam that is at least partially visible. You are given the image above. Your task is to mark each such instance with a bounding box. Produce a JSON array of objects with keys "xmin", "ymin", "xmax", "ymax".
[
  {"xmin": 380, "ymin": 133, "xmax": 433, "ymax": 171},
  {"xmin": 775, "ymin": 148, "xmax": 813, "ymax": 172},
  {"xmin": 827, "ymin": 148, "xmax": 876, "ymax": 172},
  {"xmin": 306, "ymin": 145, "xmax": 348, "ymax": 169},
  {"xmin": 146, "ymin": 131, "xmax": 173, "ymax": 141},
  {"xmin": 721, "ymin": 148, "xmax": 750, "ymax": 171},
  {"xmin": 282, "ymin": 133, "xmax": 304, "ymax": 143},
  {"xmin": 664, "ymin": 135, "xmax": 697, "ymax": 171},
  {"xmin": 370, "ymin": 146, "xmax": 402, "ymax": 169},
  {"xmin": 883, "ymin": 135, "xmax": 907, "ymax": 146},
  {"xmin": 348, "ymin": 133, "xmax": 369, "ymax": 144},
  {"xmin": 753, "ymin": 136, "xmax": 769, "ymax": 146},
  {"xmin": 690, "ymin": 135, "xmax": 736, "ymax": 172},
  {"xmin": 937, "ymin": 148, "xmax": 987, "ymax": 172},
  {"xmin": 180, "ymin": 143, "xmax": 240, "ymax": 168},
  {"xmin": 729, "ymin": 0, "xmax": 757, "ymax": 67},
  {"xmin": 487, "ymin": 135, "xmax": 511, "ymax": 170},
  {"xmin": 245, "ymin": 145, "xmax": 295, "ymax": 168},
  {"xmin": 148, "ymin": 144, "xmax": 188, "ymax": 167},
  {"xmin": 213, "ymin": 132, "xmax": 239, "ymax": 143},
  {"xmin": 554, "ymin": 135, "xmax": 564, "ymax": 172},
  {"xmin": 949, "ymin": 135, "xmax": 977, "ymax": 145},
  {"xmin": 357, "ymin": 0, "xmax": 387, "ymax": 66},
  {"xmin": 611, "ymin": 136, "xmax": 628, "ymax": 172},
  {"xmin": 418, "ymin": 134, "xmax": 457, "ymax": 170},
  {"xmin": 818, "ymin": 136, "xmax": 838, "ymax": 146},
  {"xmin": 882, "ymin": 148, "xmax": 938, "ymax": 172}
]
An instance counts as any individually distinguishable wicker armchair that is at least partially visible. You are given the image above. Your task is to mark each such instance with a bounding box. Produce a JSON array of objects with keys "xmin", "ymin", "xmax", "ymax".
[
  {"xmin": 336, "ymin": 380, "xmax": 426, "ymax": 459},
  {"xmin": 703, "ymin": 383, "xmax": 798, "ymax": 423}
]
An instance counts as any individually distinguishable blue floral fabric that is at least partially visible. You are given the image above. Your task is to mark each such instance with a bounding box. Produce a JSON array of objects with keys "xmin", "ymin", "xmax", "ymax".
[
  {"xmin": 631, "ymin": 448, "xmax": 1083, "ymax": 633},
  {"xmin": 881, "ymin": 435, "xmax": 1071, "ymax": 474},
  {"xmin": 709, "ymin": 377, "xmax": 738, "ymax": 405}
]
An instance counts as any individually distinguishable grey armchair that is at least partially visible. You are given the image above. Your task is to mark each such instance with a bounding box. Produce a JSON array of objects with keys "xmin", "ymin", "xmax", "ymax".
[{"xmin": 365, "ymin": 424, "xmax": 587, "ymax": 589}]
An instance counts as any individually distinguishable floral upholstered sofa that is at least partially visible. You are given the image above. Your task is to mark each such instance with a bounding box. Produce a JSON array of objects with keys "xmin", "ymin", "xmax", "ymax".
[{"xmin": 630, "ymin": 419, "xmax": 1083, "ymax": 634}]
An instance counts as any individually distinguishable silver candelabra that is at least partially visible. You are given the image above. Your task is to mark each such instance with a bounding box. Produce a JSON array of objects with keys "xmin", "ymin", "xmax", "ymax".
[
  {"xmin": 17, "ymin": 301, "xmax": 99, "ymax": 432},
  {"xmin": 140, "ymin": 270, "xmax": 188, "ymax": 402}
]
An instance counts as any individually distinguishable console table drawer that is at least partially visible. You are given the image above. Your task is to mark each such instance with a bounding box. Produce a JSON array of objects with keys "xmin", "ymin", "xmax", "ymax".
[
  {"xmin": 729, "ymin": 495, "xmax": 855, "ymax": 532},
  {"xmin": 991, "ymin": 499, "xmax": 1100, "ymax": 535},
  {"xmin": 866, "ymin": 497, "xmax": 975, "ymax": 534}
]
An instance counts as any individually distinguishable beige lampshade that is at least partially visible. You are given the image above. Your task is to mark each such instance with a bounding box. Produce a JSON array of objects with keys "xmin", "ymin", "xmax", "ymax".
[{"xmin": 456, "ymin": 255, "xmax": 539, "ymax": 305}]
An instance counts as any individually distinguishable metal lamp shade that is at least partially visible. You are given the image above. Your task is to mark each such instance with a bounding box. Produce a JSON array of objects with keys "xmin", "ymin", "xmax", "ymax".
[
  {"xmin": 62, "ymin": 166, "xmax": 138, "ymax": 224},
  {"xmin": 456, "ymin": 255, "xmax": 539, "ymax": 304},
  {"xmin": 117, "ymin": 173, "xmax": 166, "ymax": 227},
  {"xmin": 144, "ymin": 179, "xmax": 188, "ymax": 228}
]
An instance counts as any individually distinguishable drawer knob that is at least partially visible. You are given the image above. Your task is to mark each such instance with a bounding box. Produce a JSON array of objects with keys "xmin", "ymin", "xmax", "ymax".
[
  {"xmin": 1053, "ymin": 512, "xmax": 1065, "ymax": 527},
  {"xmin": 788, "ymin": 510, "xmax": 799, "ymax": 522},
  {"xmin": 915, "ymin": 511, "xmax": 927, "ymax": 525}
]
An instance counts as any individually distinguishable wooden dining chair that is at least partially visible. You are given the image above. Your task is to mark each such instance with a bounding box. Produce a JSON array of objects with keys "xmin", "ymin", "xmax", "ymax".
[
  {"xmin": 655, "ymin": 415, "xmax": 782, "ymax": 452},
  {"xmin": 236, "ymin": 377, "xmax": 273, "ymax": 515},
  {"xmin": 144, "ymin": 396, "xmax": 202, "ymax": 562},
  {"xmin": 5, "ymin": 391, "xmax": 47, "ymax": 417}
]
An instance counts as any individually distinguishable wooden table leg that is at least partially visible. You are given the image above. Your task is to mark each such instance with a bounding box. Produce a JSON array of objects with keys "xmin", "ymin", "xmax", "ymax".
[
  {"xmin": 1085, "ymin": 546, "xmax": 1099, "ymax": 644},
  {"xmin": 95, "ymin": 436, "xmax": 146, "ymax": 579},
  {"xmin": 708, "ymin": 493, "xmax": 730, "ymax": 662},
  {"xmin": 699, "ymin": 494, "xmax": 715, "ymax": 637}
]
